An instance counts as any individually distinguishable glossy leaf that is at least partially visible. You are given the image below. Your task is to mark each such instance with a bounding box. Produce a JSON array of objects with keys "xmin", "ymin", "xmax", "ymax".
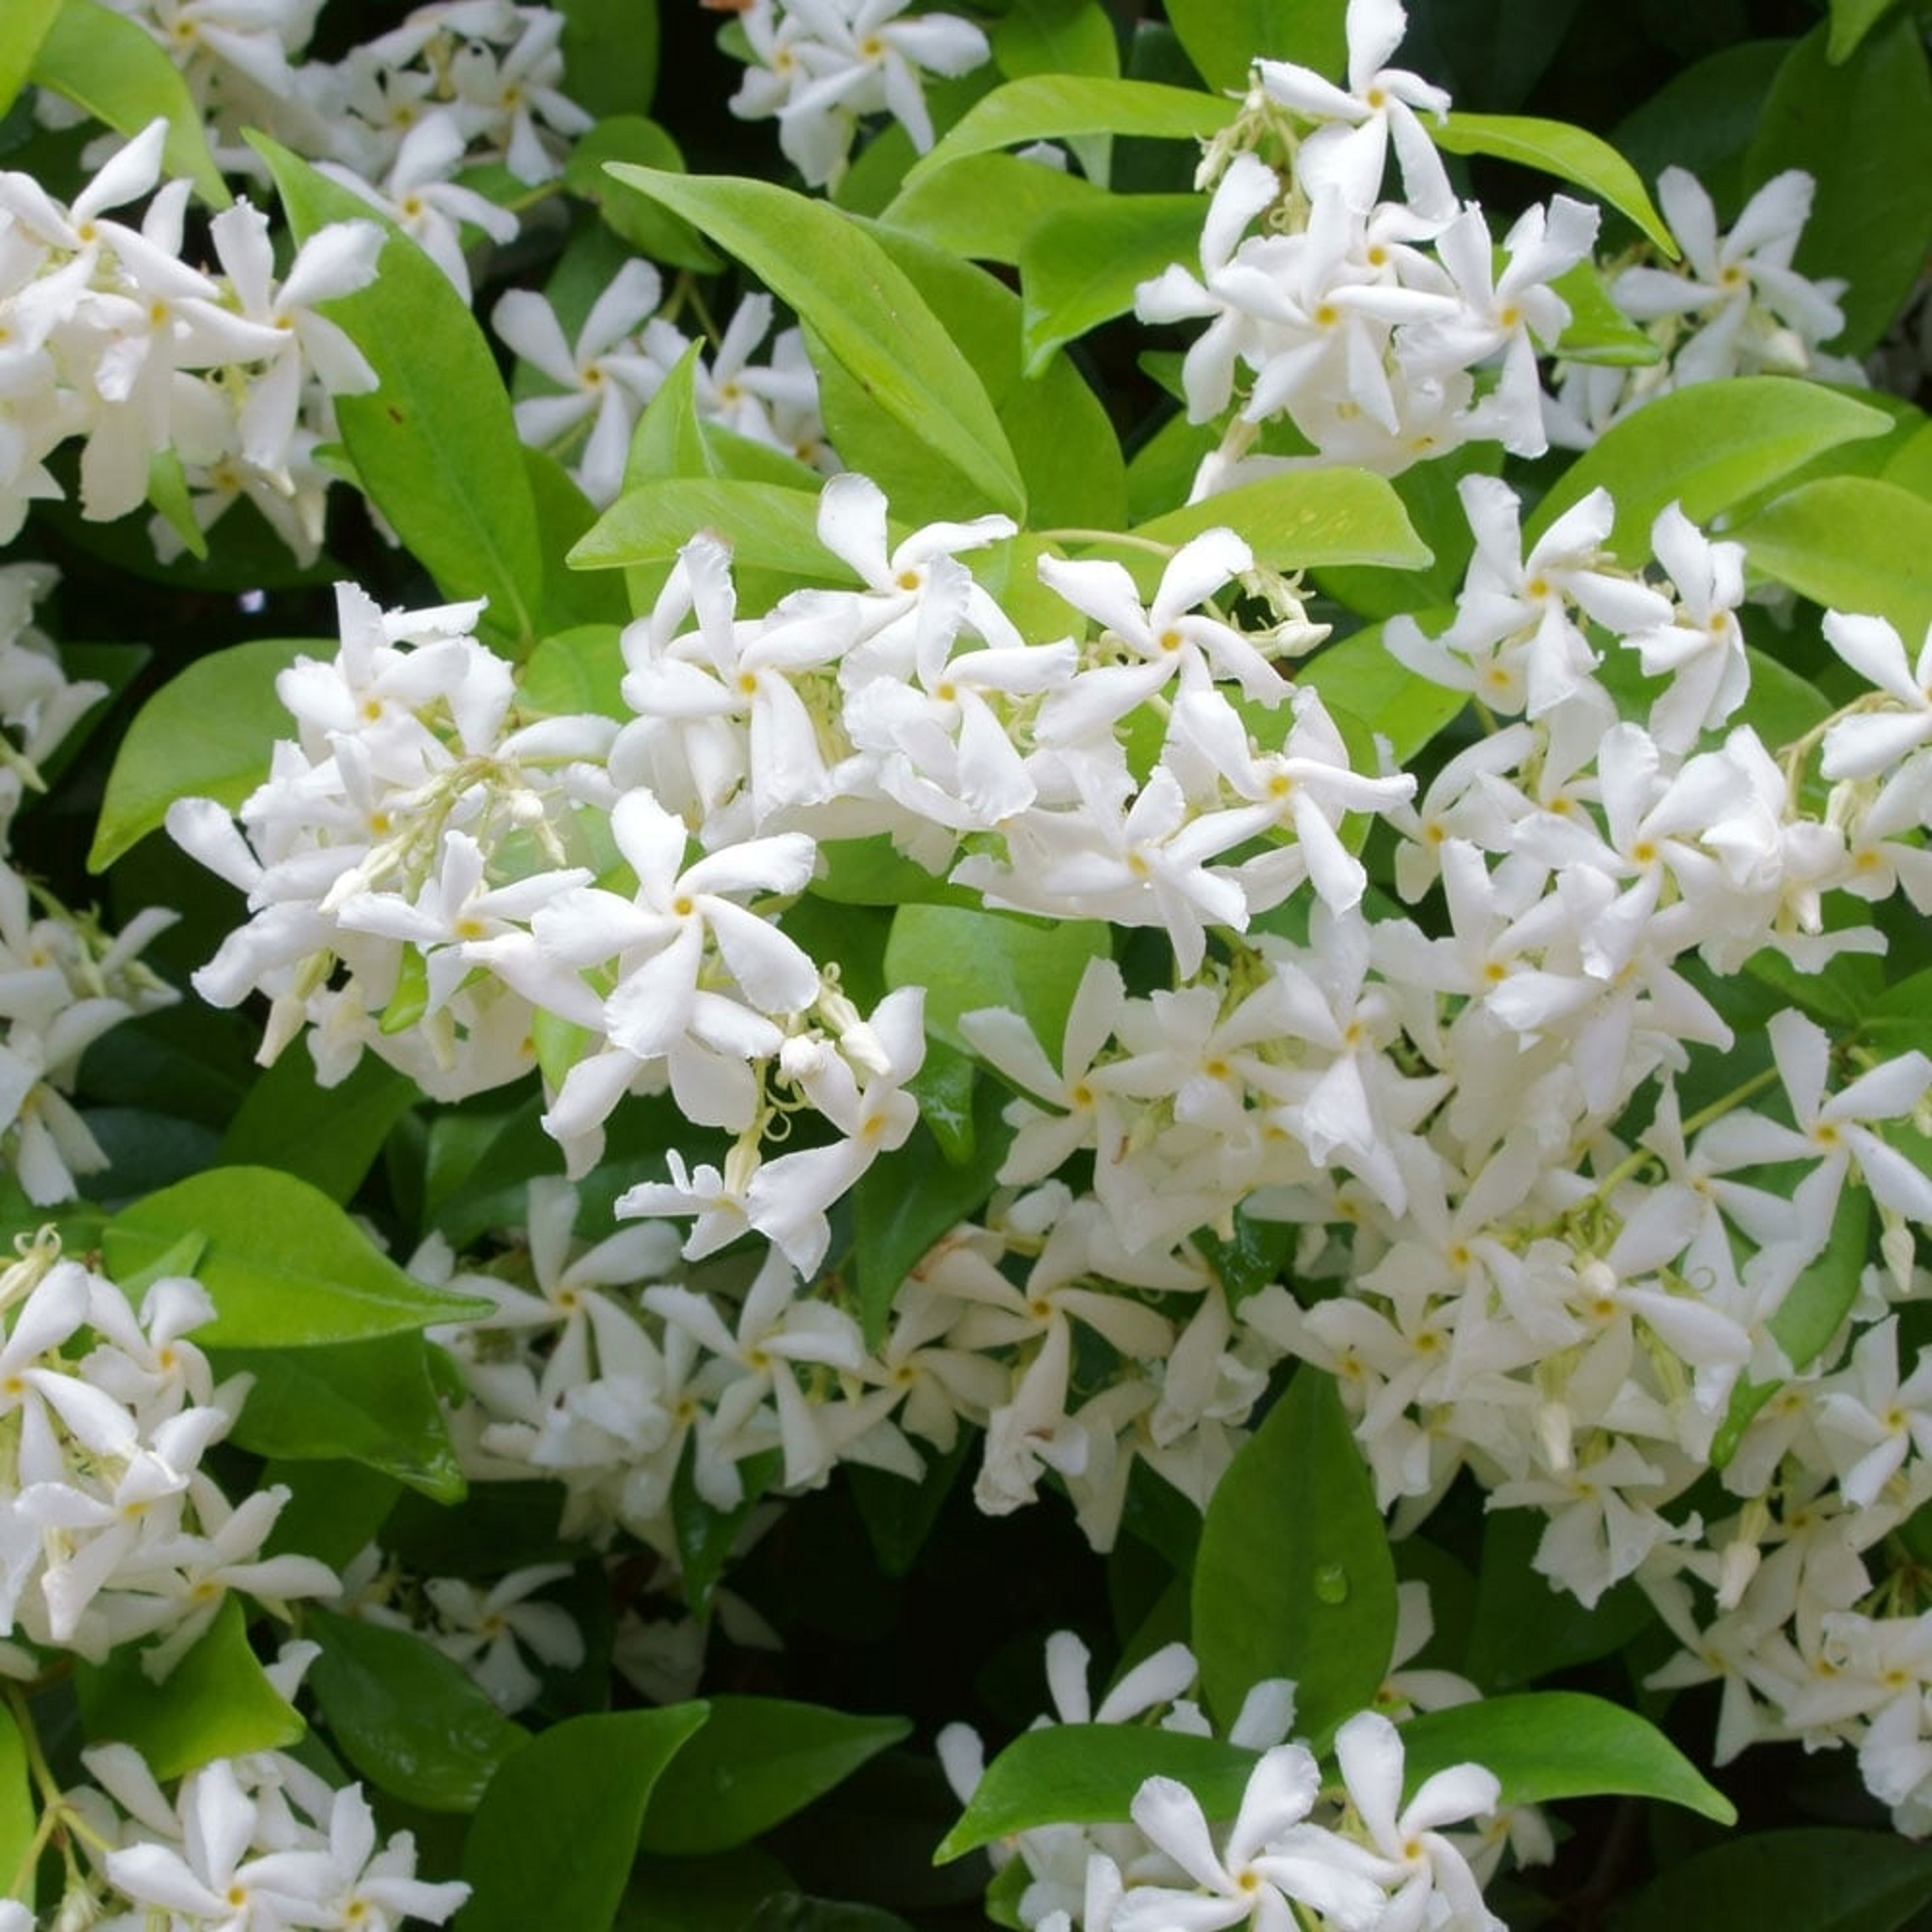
[
  {"xmin": 211, "ymin": 1332, "xmax": 468, "ymax": 1499},
  {"xmin": 1125, "ymin": 468, "xmax": 1430, "ymax": 577},
  {"xmin": 1164, "ymin": 0, "xmax": 1346, "ymax": 91},
  {"xmin": 574, "ymin": 478, "xmax": 845, "ymax": 578},
  {"xmin": 1019, "ymin": 194, "xmax": 1206, "ymax": 372},
  {"xmin": 74, "ymin": 1599, "xmax": 303, "ymax": 1779},
  {"xmin": 1192, "ymin": 1369, "xmax": 1397, "ymax": 1742},
  {"xmin": 89, "ymin": 638, "xmax": 316, "ymax": 870},
  {"xmin": 640, "ymin": 1697, "xmax": 909, "ymax": 1856},
  {"xmin": 1745, "ymin": 16, "xmax": 1932, "ymax": 353},
  {"xmin": 258, "ymin": 138, "xmax": 546, "ymax": 651},
  {"xmin": 606, "ymin": 167, "xmax": 1023, "ymax": 518},
  {"xmin": 1435, "ymin": 113, "xmax": 1675, "ymax": 254},
  {"xmin": 1526, "ymin": 379, "xmax": 1892, "ymax": 558},
  {"xmin": 903, "ymin": 76, "xmax": 1237, "ymax": 187},
  {"xmin": 461, "ymin": 1706, "xmax": 709, "ymax": 1929},
  {"xmin": 216, "ymin": 1053, "xmax": 417, "ymax": 1205},
  {"xmin": 1612, "ymin": 1827, "xmax": 1932, "ymax": 1932},
  {"xmin": 882, "ymin": 153, "xmax": 1102, "ymax": 265},
  {"xmin": 103, "ymin": 1166, "xmax": 490, "ymax": 1347},
  {"xmin": 1732, "ymin": 476, "xmax": 1932, "ymax": 643},
  {"xmin": 309, "ymin": 1607, "xmax": 529, "ymax": 1812},
  {"xmin": 30, "ymin": 0, "xmax": 228, "ymax": 205},
  {"xmin": 934, "ymin": 1725, "xmax": 1257, "ymax": 1861},
  {"xmin": 1, "ymin": 0, "xmax": 63, "ymax": 124},
  {"xmin": 1399, "ymin": 1692, "xmax": 1736, "ymax": 1824}
]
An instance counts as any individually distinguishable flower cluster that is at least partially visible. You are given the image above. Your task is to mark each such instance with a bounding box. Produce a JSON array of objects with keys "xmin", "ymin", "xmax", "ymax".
[
  {"xmin": 1142, "ymin": 0, "xmax": 1599, "ymax": 494},
  {"xmin": 55, "ymin": 1652, "xmax": 465, "ymax": 1929},
  {"xmin": 0, "ymin": 120, "xmax": 385, "ymax": 559},
  {"xmin": 0, "ymin": 566, "xmax": 176, "ymax": 1204},
  {"xmin": 941, "ymin": 1627, "xmax": 1521, "ymax": 1932},
  {"xmin": 0, "ymin": 1229, "xmax": 335, "ymax": 1675},
  {"xmin": 727, "ymin": 0, "xmax": 993, "ymax": 190},
  {"xmin": 1544, "ymin": 165, "xmax": 1861, "ymax": 446}
]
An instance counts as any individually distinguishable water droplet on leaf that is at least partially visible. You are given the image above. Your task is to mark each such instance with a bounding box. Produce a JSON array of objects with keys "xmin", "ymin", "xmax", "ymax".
[{"xmin": 1314, "ymin": 1563, "xmax": 1349, "ymax": 1605}]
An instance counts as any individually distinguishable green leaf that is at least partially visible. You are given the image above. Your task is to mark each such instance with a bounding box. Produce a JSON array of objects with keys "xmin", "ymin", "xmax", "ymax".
[
  {"xmin": 1193, "ymin": 1369, "xmax": 1396, "ymax": 1743},
  {"xmin": 89, "ymin": 637, "xmax": 316, "ymax": 870},
  {"xmin": 461, "ymin": 1707, "xmax": 708, "ymax": 1929},
  {"xmin": 886, "ymin": 904, "xmax": 1112, "ymax": 1058},
  {"xmin": 1434, "ymin": 113, "xmax": 1676, "ymax": 255},
  {"xmin": 1398, "ymin": 1692, "xmax": 1736, "ymax": 1825},
  {"xmin": 881, "ymin": 153, "xmax": 1103, "ymax": 266},
  {"xmin": 672, "ymin": 1442, "xmax": 779, "ymax": 1617},
  {"xmin": 574, "ymin": 478, "xmax": 843, "ymax": 578},
  {"xmin": 1732, "ymin": 477, "xmax": 1932, "ymax": 643},
  {"xmin": 261, "ymin": 1459, "xmax": 402, "ymax": 1572},
  {"xmin": 622, "ymin": 1849, "xmax": 795, "ymax": 1931},
  {"xmin": 606, "ymin": 167, "xmax": 1023, "ymax": 519},
  {"xmin": 904, "ymin": 76, "xmax": 1237, "ymax": 187},
  {"xmin": 0, "ymin": 1702, "xmax": 31, "ymax": 1917},
  {"xmin": 1191, "ymin": 1204, "xmax": 1296, "ymax": 1313},
  {"xmin": 854, "ymin": 1076, "xmax": 1014, "ymax": 1349},
  {"xmin": 526, "ymin": 449, "xmax": 630, "ymax": 632},
  {"xmin": 1299, "ymin": 623, "xmax": 1466, "ymax": 767},
  {"xmin": 1610, "ymin": 41, "xmax": 1794, "ymax": 224},
  {"xmin": 0, "ymin": 0, "xmax": 62, "ymax": 119},
  {"xmin": 30, "ymin": 0, "xmax": 228, "ymax": 205},
  {"xmin": 556, "ymin": 0, "xmax": 659, "ymax": 120},
  {"xmin": 308, "ymin": 1607, "xmax": 528, "ymax": 1812},
  {"xmin": 217, "ymin": 1053, "xmax": 417, "ymax": 1205},
  {"xmin": 211, "ymin": 1332, "xmax": 468, "ymax": 1498},
  {"xmin": 102, "ymin": 1167, "xmax": 490, "ymax": 1347},
  {"xmin": 1462, "ymin": 1511, "xmax": 1653, "ymax": 1691},
  {"xmin": 1019, "ymin": 194, "xmax": 1205, "ymax": 372},
  {"xmin": 1125, "ymin": 469, "xmax": 1431, "ymax": 576},
  {"xmin": 516, "ymin": 623, "xmax": 626, "ymax": 722},
  {"xmin": 1164, "ymin": 0, "xmax": 1346, "ymax": 91},
  {"xmin": 1549, "ymin": 258, "xmax": 1665, "ymax": 367},
  {"xmin": 1527, "ymin": 379, "xmax": 1893, "ymax": 559},
  {"xmin": 743, "ymin": 1901, "xmax": 916, "ymax": 1932},
  {"xmin": 936, "ymin": 1725, "xmax": 1257, "ymax": 1861},
  {"xmin": 994, "ymin": 0, "xmax": 1120, "ymax": 80},
  {"xmin": 640, "ymin": 1697, "xmax": 909, "ymax": 1856},
  {"xmin": 1828, "ymin": 0, "xmax": 1904, "ymax": 63},
  {"xmin": 850, "ymin": 1434, "xmax": 972, "ymax": 1577},
  {"xmin": 568, "ymin": 118, "xmax": 719, "ymax": 270},
  {"xmin": 256, "ymin": 138, "xmax": 545, "ymax": 652},
  {"xmin": 74, "ymin": 1599, "xmax": 303, "ymax": 1778},
  {"xmin": 1745, "ymin": 17, "xmax": 1932, "ymax": 354},
  {"xmin": 1613, "ymin": 1826, "xmax": 1932, "ymax": 1932}
]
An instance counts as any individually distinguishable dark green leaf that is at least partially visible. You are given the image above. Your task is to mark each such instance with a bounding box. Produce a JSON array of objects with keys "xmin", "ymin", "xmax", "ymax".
[
  {"xmin": 1191, "ymin": 1205, "xmax": 1296, "ymax": 1313},
  {"xmin": 672, "ymin": 1442, "xmax": 780, "ymax": 1616},
  {"xmin": 640, "ymin": 1697, "xmax": 909, "ymax": 1856},
  {"xmin": 606, "ymin": 167, "xmax": 1023, "ymax": 519},
  {"xmin": 555, "ymin": 0, "xmax": 659, "ymax": 119},
  {"xmin": 257, "ymin": 138, "xmax": 545, "ymax": 652},
  {"xmin": 935, "ymin": 1724, "xmax": 1256, "ymax": 1861},
  {"xmin": 569, "ymin": 119, "xmax": 718, "ymax": 269},
  {"xmin": 74, "ymin": 1599, "xmax": 303, "ymax": 1778},
  {"xmin": 1164, "ymin": 0, "xmax": 1346, "ymax": 91},
  {"xmin": 1399, "ymin": 1692, "xmax": 1736, "ymax": 1824},
  {"xmin": 217, "ymin": 1053, "xmax": 416, "ymax": 1205},
  {"xmin": 1745, "ymin": 17, "xmax": 1932, "ymax": 353},
  {"xmin": 461, "ymin": 1706, "xmax": 708, "ymax": 1928},
  {"xmin": 744, "ymin": 1902, "xmax": 916, "ymax": 1932},
  {"xmin": 1828, "ymin": 0, "xmax": 1904, "ymax": 63},
  {"xmin": 1192, "ymin": 1368, "xmax": 1396, "ymax": 1743},
  {"xmin": 261, "ymin": 1459, "xmax": 402, "ymax": 1572},
  {"xmin": 1613, "ymin": 1826, "xmax": 1932, "ymax": 1932},
  {"xmin": 621, "ymin": 1849, "xmax": 794, "ymax": 1931},
  {"xmin": 90, "ymin": 638, "xmax": 317, "ymax": 871}
]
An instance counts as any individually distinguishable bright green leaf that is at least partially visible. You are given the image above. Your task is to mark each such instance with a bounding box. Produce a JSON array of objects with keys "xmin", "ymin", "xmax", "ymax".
[
  {"xmin": 1732, "ymin": 476, "xmax": 1932, "ymax": 642},
  {"xmin": 1300, "ymin": 623, "xmax": 1466, "ymax": 766},
  {"xmin": 75, "ymin": 1599, "xmax": 303, "ymax": 1778},
  {"xmin": 1745, "ymin": 17, "xmax": 1932, "ymax": 354},
  {"xmin": 1613, "ymin": 1826, "xmax": 1932, "ymax": 1932},
  {"xmin": 640, "ymin": 1697, "xmax": 909, "ymax": 1856},
  {"xmin": 1164, "ymin": 0, "xmax": 1345, "ymax": 91},
  {"xmin": 881, "ymin": 153, "xmax": 1103, "ymax": 266},
  {"xmin": 309, "ymin": 1607, "xmax": 528, "ymax": 1812},
  {"xmin": 1019, "ymin": 195, "xmax": 1205, "ymax": 372},
  {"xmin": 1435, "ymin": 113, "xmax": 1676, "ymax": 254},
  {"xmin": 516, "ymin": 623, "xmax": 626, "ymax": 722},
  {"xmin": 0, "ymin": 0, "xmax": 62, "ymax": 119},
  {"xmin": 606, "ymin": 167, "xmax": 1023, "ymax": 519},
  {"xmin": 1549, "ymin": 258, "xmax": 1665, "ymax": 366},
  {"xmin": 1192, "ymin": 1369, "xmax": 1396, "ymax": 1743},
  {"xmin": 904, "ymin": 76, "xmax": 1237, "ymax": 187},
  {"xmin": 1398, "ymin": 1692, "xmax": 1736, "ymax": 1824},
  {"xmin": 526, "ymin": 449, "xmax": 630, "ymax": 632},
  {"xmin": 102, "ymin": 1167, "xmax": 490, "ymax": 1348},
  {"xmin": 30, "ymin": 0, "xmax": 228, "ymax": 205},
  {"xmin": 1527, "ymin": 380, "xmax": 1892, "ymax": 558},
  {"xmin": 934, "ymin": 1725, "xmax": 1257, "ymax": 1861},
  {"xmin": 0, "ymin": 1703, "xmax": 30, "ymax": 1918},
  {"xmin": 256, "ymin": 138, "xmax": 545, "ymax": 652},
  {"xmin": 90, "ymin": 637, "xmax": 316, "ymax": 871},
  {"xmin": 461, "ymin": 1707, "xmax": 708, "ymax": 1929},
  {"xmin": 574, "ymin": 478, "xmax": 843, "ymax": 578},
  {"xmin": 994, "ymin": 0, "xmax": 1120, "ymax": 81}
]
